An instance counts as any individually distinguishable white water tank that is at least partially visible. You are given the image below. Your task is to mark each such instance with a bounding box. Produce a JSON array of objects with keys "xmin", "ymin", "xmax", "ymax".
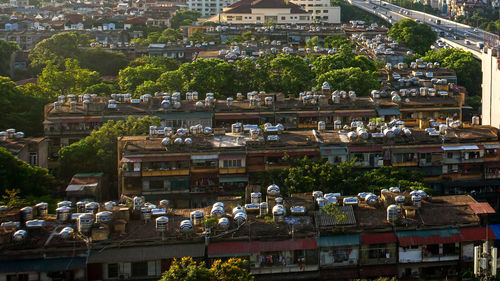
[
  {"xmin": 312, "ymin": 191, "xmax": 323, "ymax": 201},
  {"xmin": 156, "ymin": 216, "xmax": 169, "ymax": 232},
  {"xmin": 141, "ymin": 206, "xmax": 152, "ymax": 221},
  {"xmin": 267, "ymin": 184, "xmax": 280, "ymax": 196},
  {"xmin": 35, "ymin": 203, "xmax": 48, "ymax": 218},
  {"xmin": 251, "ymin": 192, "xmax": 262, "ymax": 204},
  {"xmin": 412, "ymin": 195, "xmax": 422, "ymax": 208},
  {"xmin": 190, "ymin": 210, "xmax": 204, "ymax": 226},
  {"xmin": 77, "ymin": 213, "xmax": 94, "ymax": 233},
  {"xmin": 85, "ymin": 202, "xmax": 99, "ymax": 214},
  {"xmin": 95, "ymin": 211, "xmax": 113, "ymax": 224},
  {"xmin": 56, "ymin": 206, "xmax": 71, "ymax": 222},
  {"xmin": 133, "ymin": 196, "xmax": 145, "ymax": 211},
  {"xmin": 218, "ymin": 217, "xmax": 229, "ymax": 229},
  {"xmin": 12, "ymin": 230, "xmax": 27, "ymax": 242},
  {"xmin": 259, "ymin": 202, "xmax": 268, "ymax": 216},
  {"xmin": 272, "ymin": 205, "xmax": 285, "ymax": 222},
  {"xmin": 76, "ymin": 201, "xmax": 87, "ymax": 213},
  {"xmin": 318, "ymin": 121, "xmax": 326, "ymax": 132},
  {"xmin": 20, "ymin": 207, "xmax": 33, "ymax": 221},
  {"xmin": 387, "ymin": 204, "xmax": 399, "ymax": 223},
  {"xmin": 180, "ymin": 220, "xmax": 193, "ymax": 233},
  {"xmin": 57, "ymin": 201, "xmax": 72, "ymax": 208}
]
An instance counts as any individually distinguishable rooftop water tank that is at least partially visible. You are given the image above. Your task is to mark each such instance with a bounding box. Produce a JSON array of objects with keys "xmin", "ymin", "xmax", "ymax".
[
  {"xmin": 95, "ymin": 211, "xmax": 113, "ymax": 224},
  {"xmin": 387, "ymin": 204, "xmax": 399, "ymax": 223},
  {"xmin": 56, "ymin": 206, "xmax": 71, "ymax": 222},
  {"xmin": 20, "ymin": 207, "xmax": 33, "ymax": 221},
  {"xmin": 156, "ymin": 216, "xmax": 169, "ymax": 232},
  {"xmin": 267, "ymin": 184, "xmax": 280, "ymax": 196},
  {"xmin": 12, "ymin": 229, "xmax": 27, "ymax": 242},
  {"xmin": 35, "ymin": 203, "xmax": 48, "ymax": 218},
  {"xmin": 77, "ymin": 213, "xmax": 94, "ymax": 233},
  {"xmin": 218, "ymin": 217, "xmax": 229, "ymax": 229},
  {"xmin": 259, "ymin": 202, "xmax": 268, "ymax": 216},
  {"xmin": 251, "ymin": 192, "xmax": 262, "ymax": 204},
  {"xmin": 180, "ymin": 220, "xmax": 193, "ymax": 233}
]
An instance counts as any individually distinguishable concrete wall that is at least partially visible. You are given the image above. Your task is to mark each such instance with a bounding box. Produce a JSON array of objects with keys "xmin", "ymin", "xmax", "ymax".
[{"xmin": 482, "ymin": 48, "xmax": 500, "ymax": 128}]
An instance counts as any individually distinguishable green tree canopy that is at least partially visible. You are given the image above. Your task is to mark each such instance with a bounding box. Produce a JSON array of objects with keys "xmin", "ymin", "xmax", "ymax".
[
  {"xmin": 171, "ymin": 10, "xmax": 200, "ymax": 28},
  {"xmin": 0, "ymin": 40, "xmax": 20, "ymax": 76},
  {"xmin": 58, "ymin": 116, "xmax": 160, "ymax": 182},
  {"xmin": 0, "ymin": 76, "xmax": 49, "ymax": 136},
  {"xmin": 0, "ymin": 147, "xmax": 57, "ymax": 197},
  {"xmin": 419, "ymin": 48, "xmax": 481, "ymax": 95},
  {"xmin": 118, "ymin": 64, "xmax": 163, "ymax": 93},
  {"xmin": 79, "ymin": 47, "xmax": 129, "ymax": 76},
  {"xmin": 160, "ymin": 257, "xmax": 253, "ymax": 281},
  {"xmin": 316, "ymin": 67, "xmax": 379, "ymax": 96},
  {"xmin": 388, "ymin": 19, "xmax": 436, "ymax": 54},
  {"xmin": 269, "ymin": 54, "xmax": 314, "ymax": 94}
]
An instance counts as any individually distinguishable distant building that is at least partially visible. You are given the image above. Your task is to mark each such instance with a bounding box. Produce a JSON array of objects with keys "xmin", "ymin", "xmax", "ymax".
[
  {"xmin": 290, "ymin": 0, "xmax": 341, "ymax": 24},
  {"xmin": 188, "ymin": 0, "xmax": 237, "ymax": 17},
  {"xmin": 210, "ymin": 0, "xmax": 312, "ymax": 24},
  {"xmin": 0, "ymin": 130, "xmax": 48, "ymax": 169}
]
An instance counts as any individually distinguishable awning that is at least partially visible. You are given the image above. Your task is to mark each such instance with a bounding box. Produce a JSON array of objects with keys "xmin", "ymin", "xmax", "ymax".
[
  {"xmin": 215, "ymin": 114, "xmax": 259, "ymax": 120},
  {"xmin": 0, "ymin": 257, "xmax": 86, "ymax": 273},
  {"xmin": 334, "ymin": 110, "xmax": 376, "ymax": 117},
  {"xmin": 489, "ymin": 224, "xmax": 500, "ymax": 239},
  {"xmin": 316, "ymin": 234, "xmax": 360, "ymax": 247},
  {"xmin": 298, "ymin": 112, "xmax": 321, "ymax": 118},
  {"xmin": 348, "ymin": 146, "xmax": 383, "ymax": 153},
  {"xmin": 191, "ymin": 154, "xmax": 218, "ymax": 160},
  {"xmin": 396, "ymin": 228, "xmax": 462, "ymax": 246},
  {"xmin": 89, "ymin": 244, "xmax": 205, "ymax": 263},
  {"xmin": 484, "ymin": 144, "xmax": 500, "ymax": 149},
  {"xmin": 461, "ymin": 227, "xmax": 496, "ymax": 242},
  {"xmin": 361, "ymin": 232, "xmax": 397, "ymax": 244},
  {"xmin": 377, "ymin": 108, "xmax": 401, "ymax": 116},
  {"xmin": 391, "ymin": 148, "xmax": 418, "ymax": 153},
  {"xmin": 417, "ymin": 147, "xmax": 443, "ymax": 153},
  {"xmin": 219, "ymin": 176, "xmax": 249, "ymax": 183},
  {"xmin": 207, "ymin": 241, "xmax": 251, "ymax": 257},
  {"xmin": 121, "ymin": 157, "xmax": 141, "ymax": 163},
  {"xmin": 442, "ymin": 145, "xmax": 480, "ymax": 151},
  {"xmin": 249, "ymin": 152, "xmax": 284, "ymax": 157},
  {"xmin": 250, "ymin": 238, "xmax": 317, "ymax": 252}
]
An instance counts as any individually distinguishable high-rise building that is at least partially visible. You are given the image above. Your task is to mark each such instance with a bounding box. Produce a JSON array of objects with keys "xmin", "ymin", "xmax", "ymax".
[
  {"xmin": 188, "ymin": 0, "xmax": 237, "ymax": 17},
  {"xmin": 289, "ymin": 0, "xmax": 341, "ymax": 24}
]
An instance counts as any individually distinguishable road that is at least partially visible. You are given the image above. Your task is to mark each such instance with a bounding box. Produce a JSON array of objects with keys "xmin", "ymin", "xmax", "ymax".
[{"xmin": 347, "ymin": 0, "xmax": 500, "ymax": 57}]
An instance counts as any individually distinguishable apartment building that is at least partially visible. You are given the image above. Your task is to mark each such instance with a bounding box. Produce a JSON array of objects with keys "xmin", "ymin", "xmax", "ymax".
[
  {"xmin": 290, "ymin": 0, "xmax": 341, "ymax": 24},
  {"xmin": 0, "ymin": 192, "xmax": 497, "ymax": 280},
  {"xmin": 0, "ymin": 129, "xmax": 48, "ymax": 169},
  {"xmin": 188, "ymin": 0, "xmax": 237, "ymax": 17}
]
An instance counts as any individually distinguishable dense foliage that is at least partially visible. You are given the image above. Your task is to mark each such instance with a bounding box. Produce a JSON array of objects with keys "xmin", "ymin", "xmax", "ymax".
[
  {"xmin": 29, "ymin": 32, "xmax": 129, "ymax": 75},
  {"xmin": 0, "ymin": 147, "xmax": 57, "ymax": 197},
  {"xmin": 170, "ymin": 10, "xmax": 200, "ymax": 28},
  {"xmin": 58, "ymin": 116, "xmax": 160, "ymax": 182},
  {"xmin": 132, "ymin": 28, "xmax": 182, "ymax": 46},
  {"xmin": 419, "ymin": 48, "xmax": 482, "ymax": 95},
  {"xmin": 119, "ymin": 50, "xmax": 380, "ymax": 98},
  {"xmin": 456, "ymin": 10, "xmax": 499, "ymax": 33},
  {"xmin": 388, "ymin": 19, "xmax": 436, "ymax": 54},
  {"xmin": 256, "ymin": 157, "xmax": 428, "ymax": 195},
  {"xmin": 0, "ymin": 40, "xmax": 19, "ymax": 76},
  {"xmin": 160, "ymin": 257, "xmax": 253, "ymax": 281},
  {"xmin": 0, "ymin": 76, "xmax": 48, "ymax": 136},
  {"xmin": 331, "ymin": 0, "xmax": 390, "ymax": 26}
]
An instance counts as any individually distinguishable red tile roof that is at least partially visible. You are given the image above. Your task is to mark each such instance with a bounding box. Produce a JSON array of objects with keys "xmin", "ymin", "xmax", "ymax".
[
  {"xmin": 461, "ymin": 227, "xmax": 496, "ymax": 242},
  {"xmin": 225, "ymin": 0, "xmax": 308, "ymax": 14},
  {"xmin": 469, "ymin": 202, "xmax": 496, "ymax": 214}
]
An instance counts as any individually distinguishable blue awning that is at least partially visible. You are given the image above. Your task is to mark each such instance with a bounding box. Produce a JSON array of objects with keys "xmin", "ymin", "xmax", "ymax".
[
  {"xmin": 0, "ymin": 257, "xmax": 86, "ymax": 273},
  {"xmin": 489, "ymin": 224, "xmax": 500, "ymax": 239},
  {"xmin": 377, "ymin": 108, "xmax": 400, "ymax": 116},
  {"xmin": 317, "ymin": 234, "xmax": 360, "ymax": 247},
  {"xmin": 219, "ymin": 176, "xmax": 249, "ymax": 183}
]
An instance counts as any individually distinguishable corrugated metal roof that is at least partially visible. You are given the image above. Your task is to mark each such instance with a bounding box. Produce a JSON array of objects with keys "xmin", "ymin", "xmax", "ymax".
[
  {"xmin": 89, "ymin": 244, "xmax": 205, "ymax": 263},
  {"xmin": 396, "ymin": 228, "xmax": 462, "ymax": 246},
  {"xmin": 317, "ymin": 234, "xmax": 360, "ymax": 247},
  {"xmin": 0, "ymin": 257, "xmax": 86, "ymax": 273},
  {"xmin": 461, "ymin": 227, "xmax": 496, "ymax": 241},
  {"xmin": 315, "ymin": 206, "xmax": 356, "ymax": 227}
]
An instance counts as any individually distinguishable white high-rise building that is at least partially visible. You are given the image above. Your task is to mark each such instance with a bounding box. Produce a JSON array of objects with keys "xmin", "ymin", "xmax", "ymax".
[
  {"xmin": 289, "ymin": 0, "xmax": 340, "ymax": 24},
  {"xmin": 188, "ymin": 0, "xmax": 238, "ymax": 17},
  {"xmin": 482, "ymin": 48, "xmax": 500, "ymax": 128}
]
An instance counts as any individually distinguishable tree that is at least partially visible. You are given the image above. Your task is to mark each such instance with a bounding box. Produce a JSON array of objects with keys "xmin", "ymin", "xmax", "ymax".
[
  {"xmin": 29, "ymin": 32, "xmax": 89, "ymax": 70},
  {"xmin": 306, "ymin": 36, "xmax": 320, "ymax": 48},
  {"xmin": 419, "ymin": 48, "xmax": 482, "ymax": 95},
  {"xmin": 188, "ymin": 31, "xmax": 217, "ymax": 44},
  {"xmin": 178, "ymin": 59, "xmax": 236, "ymax": 98},
  {"xmin": 323, "ymin": 35, "xmax": 353, "ymax": 49},
  {"xmin": 157, "ymin": 70, "xmax": 185, "ymax": 92},
  {"xmin": 79, "ymin": 47, "xmax": 129, "ymax": 76},
  {"xmin": 171, "ymin": 10, "xmax": 200, "ymax": 28},
  {"xmin": 84, "ymin": 82, "xmax": 116, "ymax": 96},
  {"xmin": 0, "ymin": 40, "xmax": 19, "ymax": 76},
  {"xmin": 118, "ymin": 64, "xmax": 163, "ymax": 93},
  {"xmin": 132, "ymin": 28, "xmax": 182, "ymax": 46},
  {"xmin": 58, "ymin": 116, "xmax": 161, "ymax": 182},
  {"xmin": 160, "ymin": 257, "xmax": 212, "ymax": 281},
  {"xmin": 210, "ymin": 259, "xmax": 253, "ymax": 281},
  {"xmin": 160, "ymin": 257, "xmax": 253, "ymax": 281},
  {"xmin": 270, "ymin": 54, "xmax": 314, "ymax": 94},
  {"xmin": 0, "ymin": 76, "xmax": 48, "ymax": 136},
  {"xmin": 388, "ymin": 19, "xmax": 436, "ymax": 54},
  {"xmin": 132, "ymin": 56, "xmax": 180, "ymax": 71},
  {"xmin": 316, "ymin": 67, "xmax": 379, "ymax": 96},
  {"xmin": 37, "ymin": 59, "xmax": 100, "ymax": 97},
  {"xmin": 0, "ymin": 147, "xmax": 57, "ymax": 197}
]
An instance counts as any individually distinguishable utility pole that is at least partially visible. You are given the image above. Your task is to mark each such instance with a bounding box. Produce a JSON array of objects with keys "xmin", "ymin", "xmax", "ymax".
[{"xmin": 474, "ymin": 241, "xmax": 498, "ymax": 281}]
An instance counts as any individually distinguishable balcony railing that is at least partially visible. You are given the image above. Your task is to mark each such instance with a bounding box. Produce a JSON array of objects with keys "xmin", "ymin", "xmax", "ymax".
[
  {"xmin": 392, "ymin": 161, "xmax": 418, "ymax": 167},
  {"xmin": 251, "ymin": 264, "xmax": 319, "ymax": 275},
  {"xmin": 190, "ymin": 166, "xmax": 218, "ymax": 173},
  {"xmin": 485, "ymin": 172, "xmax": 500, "ymax": 179},
  {"xmin": 219, "ymin": 167, "xmax": 246, "ymax": 174},
  {"xmin": 142, "ymin": 169, "xmax": 189, "ymax": 177}
]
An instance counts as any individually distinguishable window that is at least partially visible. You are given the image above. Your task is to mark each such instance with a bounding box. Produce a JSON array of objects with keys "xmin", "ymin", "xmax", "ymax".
[
  {"xmin": 447, "ymin": 152, "xmax": 453, "ymax": 159},
  {"xmin": 236, "ymin": 16, "xmax": 242, "ymax": 20},
  {"xmin": 323, "ymin": 9, "xmax": 328, "ymax": 12},
  {"xmin": 323, "ymin": 16, "xmax": 328, "ymax": 19},
  {"xmin": 281, "ymin": 16, "xmax": 286, "ymax": 20},
  {"xmin": 131, "ymin": 262, "xmax": 148, "ymax": 277},
  {"xmin": 108, "ymin": 263, "xmax": 119, "ymax": 278},
  {"xmin": 7, "ymin": 275, "xmax": 28, "ymax": 281},
  {"xmin": 29, "ymin": 152, "xmax": 38, "ymax": 166},
  {"xmin": 149, "ymin": 180, "xmax": 164, "ymax": 190},
  {"xmin": 256, "ymin": 16, "xmax": 261, "ymax": 20},
  {"xmin": 223, "ymin": 159, "xmax": 242, "ymax": 168}
]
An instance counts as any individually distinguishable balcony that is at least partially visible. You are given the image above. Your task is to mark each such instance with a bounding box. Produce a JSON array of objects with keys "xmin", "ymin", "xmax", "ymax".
[
  {"xmin": 123, "ymin": 171, "xmax": 141, "ymax": 177},
  {"xmin": 251, "ymin": 264, "xmax": 319, "ymax": 275},
  {"xmin": 392, "ymin": 161, "xmax": 418, "ymax": 167},
  {"xmin": 142, "ymin": 169, "xmax": 189, "ymax": 177},
  {"xmin": 485, "ymin": 172, "xmax": 500, "ymax": 179},
  {"xmin": 484, "ymin": 155, "xmax": 500, "ymax": 162},
  {"xmin": 265, "ymin": 163, "xmax": 290, "ymax": 170},
  {"xmin": 190, "ymin": 166, "xmax": 218, "ymax": 173},
  {"xmin": 247, "ymin": 164, "xmax": 265, "ymax": 172},
  {"xmin": 297, "ymin": 123, "xmax": 317, "ymax": 129},
  {"xmin": 360, "ymin": 257, "xmax": 397, "ymax": 266},
  {"xmin": 219, "ymin": 167, "xmax": 246, "ymax": 174},
  {"xmin": 442, "ymin": 172, "xmax": 483, "ymax": 180}
]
